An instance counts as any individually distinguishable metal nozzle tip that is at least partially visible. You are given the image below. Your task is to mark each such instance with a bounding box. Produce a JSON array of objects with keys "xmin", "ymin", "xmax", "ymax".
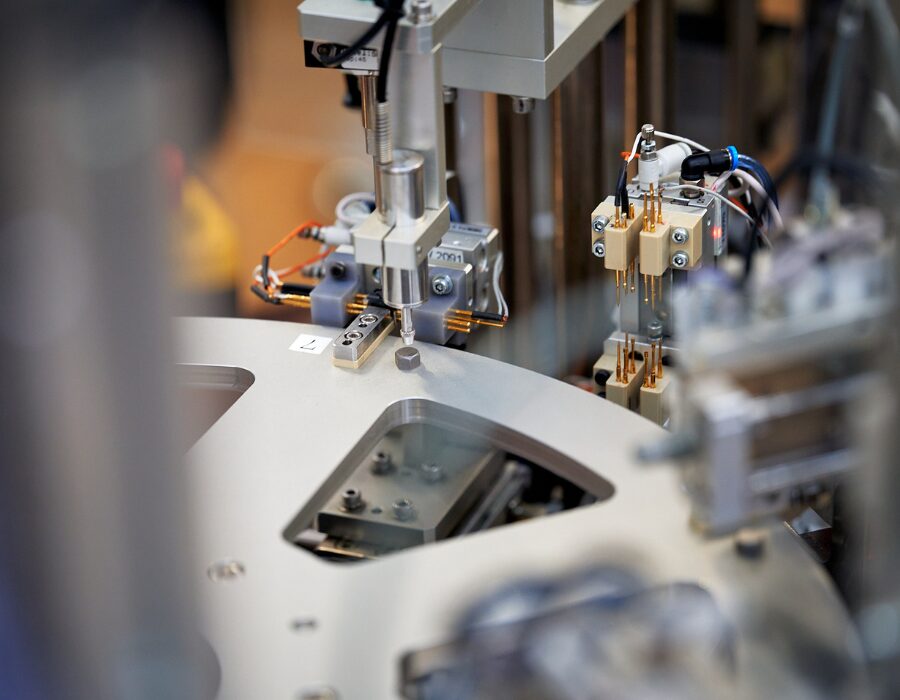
[{"xmin": 401, "ymin": 330, "xmax": 415, "ymax": 346}]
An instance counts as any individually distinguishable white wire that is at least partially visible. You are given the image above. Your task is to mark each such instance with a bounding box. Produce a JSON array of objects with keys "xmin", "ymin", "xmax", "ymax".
[
  {"xmin": 729, "ymin": 169, "xmax": 784, "ymax": 233},
  {"xmin": 493, "ymin": 251, "xmax": 509, "ymax": 317},
  {"xmin": 626, "ymin": 130, "xmax": 710, "ymax": 162},
  {"xmin": 654, "ymin": 130, "xmax": 710, "ymax": 153},
  {"xmin": 625, "ymin": 132, "xmax": 642, "ymax": 162},
  {"xmin": 660, "ymin": 183, "xmax": 772, "ymax": 248}
]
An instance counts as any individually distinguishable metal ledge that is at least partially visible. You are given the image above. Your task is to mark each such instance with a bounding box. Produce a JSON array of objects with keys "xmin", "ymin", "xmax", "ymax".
[{"xmin": 443, "ymin": 0, "xmax": 635, "ymax": 98}]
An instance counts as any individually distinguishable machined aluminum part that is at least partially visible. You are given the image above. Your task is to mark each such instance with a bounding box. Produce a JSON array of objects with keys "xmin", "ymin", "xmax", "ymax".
[{"xmin": 178, "ymin": 318, "xmax": 867, "ymax": 699}]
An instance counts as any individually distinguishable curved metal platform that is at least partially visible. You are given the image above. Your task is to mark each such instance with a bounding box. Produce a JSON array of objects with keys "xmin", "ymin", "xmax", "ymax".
[{"xmin": 177, "ymin": 317, "xmax": 867, "ymax": 699}]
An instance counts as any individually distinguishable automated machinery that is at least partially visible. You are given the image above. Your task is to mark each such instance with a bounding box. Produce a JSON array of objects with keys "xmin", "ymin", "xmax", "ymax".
[
  {"xmin": 4, "ymin": 1, "xmax": 898, "ymax": 699},
  {"xmin": 167, "ymin": 1, "xmax": 900, "ymax": 698}
]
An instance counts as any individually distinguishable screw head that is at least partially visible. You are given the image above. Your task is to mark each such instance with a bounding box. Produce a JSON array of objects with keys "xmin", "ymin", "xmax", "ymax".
[
  {"xmin": 329, "ymin": 262, "xmax": 346, "ymax": 279},
  {"xmin": 442, "ymin": 86, "xmax": 458, "ymax": 104},
  {"xmin": 671, "ymin": 227, "xmax": 689, "ymax": 245},
  {"xmin": 671, "ymin": 252, "xmax": 689, "ymax": 269},
  {"xmin": 341, "ymin": 488, "xmax": 364, "ymax": 511},
  {"xmin": 592, "ymin": 215, "xmax": 609, "ymax": 233},
  {"xmin": 392, "ymin": 498, "xmax": 415, "ymax": 521},
  {"xmin": 344, "ymin": 330, "xmax": 363, "ymax": 341},
  {"xmin": 358, "ymin": 314, "xmax": 379, "ymax": 326},
  {"xmin": 421, "ymin": 463, "xmax": 444, "ymax": 483},
  {"xmin": 370, "ymin": 450, "xmax": 393, "ymax": 474},
  {"xmin": 395, "ymin": 346, "xmax": 421, "ymax": 371},
  {"xmin": 592, "ymin": 241, "xmax": 606, "ymax": 258},
  {"xmin": 431, "ymin": 274, "xmax": 453, "ymax": 296}
]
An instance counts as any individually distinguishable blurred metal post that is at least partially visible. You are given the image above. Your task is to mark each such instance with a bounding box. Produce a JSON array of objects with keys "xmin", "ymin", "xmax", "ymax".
[{"xmin": 0, "ymin": 2, "xmax": 206, "ymax": 699}]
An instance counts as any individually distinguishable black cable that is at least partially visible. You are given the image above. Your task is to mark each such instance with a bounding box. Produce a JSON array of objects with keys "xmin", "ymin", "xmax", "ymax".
[{"xmin": 375, "ymin": 1, "xmax": 404, "ymax": 103}]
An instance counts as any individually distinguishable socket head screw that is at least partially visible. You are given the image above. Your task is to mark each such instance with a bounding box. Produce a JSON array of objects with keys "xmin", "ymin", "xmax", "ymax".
[
  {"xmin": 592, "ymin": 215, "xmax": 609, "ymax": 233},
  {"xmin": 341, "ymin": 488, "xmax": 364, "ymax": 511},
  {"xmin": 431, "ymin": 275, "xmax": 453, "ymax": 296},
  {"xmin": 671, "ymin": 227, "xmax": 689, "ymax": 245},
  {"xmin": 671, "ymin": 252, "xmax": 689, "ymax": 269},
  {"xmin": 592, "ymin": 241, "xmax": 606, "ymax": 258}
]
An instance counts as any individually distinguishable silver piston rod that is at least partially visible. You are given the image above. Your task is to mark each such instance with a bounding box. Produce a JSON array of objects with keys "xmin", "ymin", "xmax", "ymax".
[{"xmin": 360, "ymin": 80, "xmax": 428, "ymax": 346}]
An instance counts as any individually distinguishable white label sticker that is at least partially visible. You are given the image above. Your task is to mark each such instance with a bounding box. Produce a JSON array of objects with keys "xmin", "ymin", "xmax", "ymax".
[{"xmin": 289, "ymin": 333, "xmax": 332, "ymax": 355}]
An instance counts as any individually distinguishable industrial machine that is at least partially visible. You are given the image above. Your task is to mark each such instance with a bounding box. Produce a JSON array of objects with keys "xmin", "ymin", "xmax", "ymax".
[{"xmin": 2, "ymin": 1, "xmax": 898, "ymax": 700}]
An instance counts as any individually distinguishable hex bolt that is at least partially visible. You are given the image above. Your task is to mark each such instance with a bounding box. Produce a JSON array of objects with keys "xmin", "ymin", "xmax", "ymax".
[
  {"xmin": 431, "ymin": 274, "xmax": 454, "ymax": 296},
  {"xmin": 372, "ymin": 267, "xmax": 382, "ymax": 284},
  {"xmin": 341, "ymin": 488, "xmax": 364, "ymax": 511},
  {"xmin": 442, "ymin": 86, "xmax": 458, "ymax": 104},
  {"xmin": 592, "ymin": 215, "xmax": 609, "ymax": 233},
  {"xmin": 511, "ymin": 96, "xmax": 535, "ymax": 114},
  {"xmin": 592, "ymin": 241, "xmax": 606, "ymax": 258},
  {"xmin": 370, "ymin": 450, "xmax": 393, "ymax": 475},
  {"xmin": 421, "ymin": 463, "xmax": 444, "ymax": 483},
  {"xmin": 671, "ymin": 227, "xmax": 689, "ymax": 245},
  {"xmin": 392, "ymin": 498, "xmax": 415, "ymax": 521},
  {"xmin": 671, "ymin": 252, "xmax": 689, "ymax": 269},
  {"xmin": 647, "ymin": 320, "xmax": 664, "ymax": 341},
  {"xmin": 395, "ymin": 346, "xmax": 421, "ymax": 371}
]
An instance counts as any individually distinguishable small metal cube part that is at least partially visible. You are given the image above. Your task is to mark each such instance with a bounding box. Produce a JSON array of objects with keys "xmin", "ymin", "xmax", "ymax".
[{"xmin": 395, "ymin": 346, "xmax": 421, "ymax": 370}]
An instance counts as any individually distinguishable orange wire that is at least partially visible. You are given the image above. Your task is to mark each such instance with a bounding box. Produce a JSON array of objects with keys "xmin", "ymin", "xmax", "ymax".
[
  {"xmin": 266, "ymin": 220, "xmax": 320, "ymax": 257},
  {"xmin": 277, "ymin": 247, "xmax": 335, "ymax": 279}
]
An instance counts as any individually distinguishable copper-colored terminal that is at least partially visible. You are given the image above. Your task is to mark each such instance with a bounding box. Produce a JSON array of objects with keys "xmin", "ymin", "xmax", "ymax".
[
  {"xmin": 649, "ymin": 184, "xmax": 656, "ymax": 231},
  {"xmin": 616, "ymin": 342, "xmax": 623, "ymax": 382},
  {"xmin": 643, "ymin": 274, "xmax": 649, "ymax": 304},
  {"xmin": 657, "ymin": 341, "xmax": 664, "ymax": 378},
  {"xmin": 630, "ymin": 336, "xmax": 636, "ymax": 373},
  {"xmin": 629, "ymin": 202, "xmax": 635, "ymax": 220},
  {"xmin": 642, "ymin": 194, "xmax": 649, "ymax": 232},
  {"xmin": 629, "ymin": 260, "xmax": 636, "ymax": 293},
  {"xmin": 650, "ymin": 362, "xmax": 657, "ymax": 388},
  {"xmin": 651, "ymin": 275, "xmax": 656, "ymax": 309},
  {"xmin": 642, "ymin": 351, "xmax": 651, "ymax": 387},
  {"xmin": 615, "ymin": 270, "xmax": 621, "ymax": 305},
  {"xmin": 657, "ymin": 190, "xmax": 664, "ymax": 224},
  {"xmin": 615, "ymin": 208, "xmax": 621, "ymax": 228}
]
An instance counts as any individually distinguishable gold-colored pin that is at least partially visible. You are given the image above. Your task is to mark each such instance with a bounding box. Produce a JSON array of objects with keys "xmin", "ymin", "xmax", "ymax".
[
  {"xmin": 629, "ymin": 202, "xmax": 635, "ymax": 220},
  {"xmin": 657, "ymin": 190, "xmax": 664, "ymax": 224},
  {"xmin": 616, "ymin": 342, "xmax": 622, "ymax": 383},
  {"xmin": 642, "ymin": 351, "xmax": 651, "ymax": 387},
  {"xmin": 615, "ymin": 270, "xmax": 620, "ymax": 305},
  {"xmin": 651, "ymin": 275, "xmax": 656, "ymax": 309},
  {"xmin": 657, "ymin": 341, "xmax": 664, "ymax": 379},
  {"xmin": 642, "ymin": 194, "xmax": 649, "ymax": 232},
  {"xmin": 643, "ymin": 274, "xmax": 649, "ymax": 304},
  {"xmin": 630, "ymin": 337, "xmax": 636, "ymax": 373},
  {"xmin": 649, "ymin": 184, "xmax": 656, "ymax": 231},
  {"xmin": 629, "ymin": 260, "xmax": 636, "ymax": 292}
]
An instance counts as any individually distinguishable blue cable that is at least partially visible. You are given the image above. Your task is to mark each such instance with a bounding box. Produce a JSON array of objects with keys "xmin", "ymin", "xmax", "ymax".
[
  {"xmin": 737, "ymin": 154, "xmax": 779, "ymax": 208},
  {"xmin": 448, "ymin": 198, "xmax": 462, "ymax": 223}
]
